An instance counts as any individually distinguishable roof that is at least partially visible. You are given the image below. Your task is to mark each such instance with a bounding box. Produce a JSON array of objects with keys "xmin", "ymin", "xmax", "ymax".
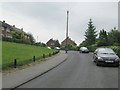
[
  {"xmin": 61, "ymin": 37, "xmax": 77, "ymax": 46},
  {"xmin": 0, "ymin": 21, "xmax": 26, "ymax": 34}
]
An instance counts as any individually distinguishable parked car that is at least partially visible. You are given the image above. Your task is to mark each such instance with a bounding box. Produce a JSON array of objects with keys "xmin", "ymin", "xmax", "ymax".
[
  {"xmin": 80, "ymin": 47, "xmax": 89, "ymax": 53},
  {"xmin": 93, "ymin": 48, "xmax": 120, "ymax": 67},
  {"xmin": 47, "ymin": 47, "xmax": 51, "ymax": 49},
  {"xmin": 55, "ymin": 47, "xmax": 60, "ymax": 50}
]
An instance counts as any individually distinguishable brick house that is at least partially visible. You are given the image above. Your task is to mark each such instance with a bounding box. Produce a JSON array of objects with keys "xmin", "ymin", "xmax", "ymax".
[
  {"xmin": 61, "ymin": 37, "xmax": 77, "ymax": 47},
  {"xmin": 46, "ymin": 38, "xmax": 60, "ymax": 48}
]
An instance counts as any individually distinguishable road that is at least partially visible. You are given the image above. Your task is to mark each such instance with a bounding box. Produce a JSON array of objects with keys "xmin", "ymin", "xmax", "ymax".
[{"xmin": 19, "ymin": 51, "xmax": 118, "ymax": 88}]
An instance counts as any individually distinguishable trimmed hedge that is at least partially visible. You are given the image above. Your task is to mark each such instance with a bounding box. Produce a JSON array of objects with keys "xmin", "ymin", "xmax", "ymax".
[{"xmin": 109, "ymin": 46, "xmax": 120, "ymax": 57}]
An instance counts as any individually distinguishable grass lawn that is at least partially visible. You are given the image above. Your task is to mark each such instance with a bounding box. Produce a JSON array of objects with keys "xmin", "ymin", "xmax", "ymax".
[{"xmin": 2, "ymin": 41, "xmax": 57, "ymax": 69}]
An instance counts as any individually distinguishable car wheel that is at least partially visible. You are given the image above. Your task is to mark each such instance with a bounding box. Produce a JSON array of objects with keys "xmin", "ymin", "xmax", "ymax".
[{"xmin": 116, "ymin": 64, "xmax": 119, "ymax": 67}]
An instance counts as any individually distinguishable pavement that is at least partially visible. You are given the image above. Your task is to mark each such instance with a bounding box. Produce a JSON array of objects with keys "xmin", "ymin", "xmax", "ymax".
[
  {"xmin": 19, "ymin": 51, "xmax": 118, "ymax": 88},
  {"xmin": 2, "ymin": 51, "xmax": 68, "ymax": 89}
]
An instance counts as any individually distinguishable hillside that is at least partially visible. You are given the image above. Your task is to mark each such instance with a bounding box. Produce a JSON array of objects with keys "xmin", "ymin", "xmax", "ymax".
[{"xmin": 2, "ymin": 41, "xmax": 57, "ymax": 69}]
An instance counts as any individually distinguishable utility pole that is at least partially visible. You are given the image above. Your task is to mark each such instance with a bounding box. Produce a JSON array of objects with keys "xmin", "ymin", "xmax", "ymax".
[{"xmin": 66, "ymin": 11, "xmax": 69, "ymax": 53}]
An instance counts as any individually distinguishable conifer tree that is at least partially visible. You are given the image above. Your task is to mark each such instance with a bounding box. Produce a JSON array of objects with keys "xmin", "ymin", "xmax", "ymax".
[{"xmin": 84, "ymin": 19, "xmax": 97, "ymax": 46}]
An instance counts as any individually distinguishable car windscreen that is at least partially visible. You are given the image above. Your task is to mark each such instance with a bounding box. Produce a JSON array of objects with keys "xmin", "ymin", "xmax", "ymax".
[{"xmin": 98, "ymin": 48, "xmax": 115, "ymax": 55}]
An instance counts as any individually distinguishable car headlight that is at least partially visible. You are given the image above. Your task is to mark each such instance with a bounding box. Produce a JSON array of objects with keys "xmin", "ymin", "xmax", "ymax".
[
  {"xmin": 98, "ymin": 57, "xmax": 103, "ymax": 60},
  {"xmin": 115, "ymin": 57, "xmax": 120, "ymax": 61}
]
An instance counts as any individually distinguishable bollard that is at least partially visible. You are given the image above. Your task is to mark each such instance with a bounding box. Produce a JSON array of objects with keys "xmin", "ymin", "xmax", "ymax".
[
  {"xmin": 43, "ymin": 54, "xmax": 45, "ymax": 58},
  {"xmin": 33, "ymin": 56, "xmax": 35, "ymax": 62},
  {"xmin": 14, "ymin": 59, "xmax": 17, "ymax": 68}
]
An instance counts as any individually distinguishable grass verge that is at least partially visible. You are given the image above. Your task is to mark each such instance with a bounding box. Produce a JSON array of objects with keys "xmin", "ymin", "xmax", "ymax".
[{"xmin": 2, "ymin": 41, "xmax": 58, "ymax": 70}]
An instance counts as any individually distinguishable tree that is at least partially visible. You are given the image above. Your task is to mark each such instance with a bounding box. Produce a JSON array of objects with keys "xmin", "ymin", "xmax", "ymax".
[
  {"xmin": 11, "ymin": 31, "xmax": 22, "ymax": 39},
  {"xmin": 27, "ymin": 33, "xmax": 35, "ymax": 44},
  {"xmin": 97, "ymin": 29, "xmax": 108, "ymax": 46},
  {"xmin": 84, "ymin": 19, "xmax": 97, "ymax": 46},
  {"xmin": 108, "ymin": 27, "xmax": 120, "ymax": 45},
  {"xmin": 35, "ymin": 42, "xmax": 46, "ymax": 47},
  {"xmin": 79, "ymin": 40, "xmax": 87, "ymax": 47}
]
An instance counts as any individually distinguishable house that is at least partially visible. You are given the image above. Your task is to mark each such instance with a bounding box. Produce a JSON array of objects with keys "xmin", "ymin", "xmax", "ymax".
[
  {"xmin": 46, "ymin": 38, "xmax": 60, "ymax": 48},
  {"xmin": 0, "ymin": 21, "xmax": 13, "ymax": 38},
  {"xmin": 61, "ymin": 37, "xmax": 77, "ymax": 47},
  {"xmin": 0, "ymin": 20, "xmax": 30, "ymax": 40}
]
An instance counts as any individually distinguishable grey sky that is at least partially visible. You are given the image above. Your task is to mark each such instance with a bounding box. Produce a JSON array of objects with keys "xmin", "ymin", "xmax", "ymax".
[{"xmin": 1, "ymin": 2, "xmax": 118, "ymax": 45}]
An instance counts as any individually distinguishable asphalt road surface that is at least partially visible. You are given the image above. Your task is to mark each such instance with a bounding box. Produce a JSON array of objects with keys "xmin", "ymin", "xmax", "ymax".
[{"xmin": 19, "ymin": 51, "xmax": 118, "ymax": 88}]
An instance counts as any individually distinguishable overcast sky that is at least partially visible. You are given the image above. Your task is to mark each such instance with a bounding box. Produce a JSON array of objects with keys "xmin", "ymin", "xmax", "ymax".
[{"xmin": 0, "ymin": 2, "xmax": 118, "ymax": 45}]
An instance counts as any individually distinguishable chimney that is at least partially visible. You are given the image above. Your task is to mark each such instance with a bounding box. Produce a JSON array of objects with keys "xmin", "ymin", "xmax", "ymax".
[
  {"xmin": 13, "ymin": 25, "xmax": 15, "ymax": 27},
  {"xmin": 3, "ymin": 20, "xmax": 5, "ymax": 23}
]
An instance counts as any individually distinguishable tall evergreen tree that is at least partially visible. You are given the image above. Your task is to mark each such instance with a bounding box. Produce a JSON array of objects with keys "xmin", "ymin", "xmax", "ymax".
[{"xmin": 84, "ymin": 19, "xmax": 97, "ymax": 46}]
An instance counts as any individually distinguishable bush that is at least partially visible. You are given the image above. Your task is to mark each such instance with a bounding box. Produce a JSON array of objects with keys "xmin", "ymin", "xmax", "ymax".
[
  {"xmin": 61, "ymin": 45, "xmax": 77, "ymax": 51},
  {"xmin": 109, "ymin": 46, "xmax": 120, "ymax": 57},
  {"xmin": 2, "ymin": 37, "xmax": 32, "ymax": 44},
  {"xmin": 97, "ymin": 41, "xmax": 109, "ymax": 47},
  {"xmin": 87, "ymin": 44, "xmax": 97, "ymax": 52}
]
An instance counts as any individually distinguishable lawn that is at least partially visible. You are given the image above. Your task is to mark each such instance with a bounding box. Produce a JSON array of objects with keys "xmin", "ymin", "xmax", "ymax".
[{"xmin": 2, "ymin": 41, "xmax": 57, "ymax": 69}]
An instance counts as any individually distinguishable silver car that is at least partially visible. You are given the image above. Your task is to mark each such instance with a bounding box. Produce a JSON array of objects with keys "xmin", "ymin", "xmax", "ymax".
[
  {"xmin": 80, "ymin": 47, "xmax": 89, "ymax": 53},
  {"xmin": 93, "ymin": 48, "xmax": 120, "ymax": 67}
]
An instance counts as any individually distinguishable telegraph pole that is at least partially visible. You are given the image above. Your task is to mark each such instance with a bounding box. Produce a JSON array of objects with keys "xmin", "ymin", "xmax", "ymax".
[{"xmin": 66, "ymin": 11, "xmax": 69, "ymax": 53}]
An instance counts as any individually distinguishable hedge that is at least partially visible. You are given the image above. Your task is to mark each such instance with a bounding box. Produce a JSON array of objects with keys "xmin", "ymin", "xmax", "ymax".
[{"xmin": 108, "ymin": 46, "xmax": 120, "ymax": 57}]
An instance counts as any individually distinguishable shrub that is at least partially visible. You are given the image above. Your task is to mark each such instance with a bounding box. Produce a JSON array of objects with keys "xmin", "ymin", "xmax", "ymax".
[
  {"xmin": 109, "ymin": 46, "xmax": 120, "ymax": 57},
  {"xmin": 87, "ymin": 44, "xmax": 97, "ymax": 52}
]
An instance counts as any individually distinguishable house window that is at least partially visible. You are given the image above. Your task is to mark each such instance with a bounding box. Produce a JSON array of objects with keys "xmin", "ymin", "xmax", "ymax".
[
  {"xmin": 51, "ymin": 43, "xmax": 55, "ymax": 46},
  {"xmin": 6, "ymin": 28, "xmax": 10, "ymax": 32}
]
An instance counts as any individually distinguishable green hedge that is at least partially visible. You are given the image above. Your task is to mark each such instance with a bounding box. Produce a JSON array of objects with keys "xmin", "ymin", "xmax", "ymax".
[
  {"xmin": 87, "ymin": 44, "xmax": 97, "ymax": 52},
  {"xmin": 2, "ymin": 37, "xmax": 31, "ymax": 44},
  {"xmin": 108, "ymin": 46, "xmax": 120, "ymax": 57}
]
